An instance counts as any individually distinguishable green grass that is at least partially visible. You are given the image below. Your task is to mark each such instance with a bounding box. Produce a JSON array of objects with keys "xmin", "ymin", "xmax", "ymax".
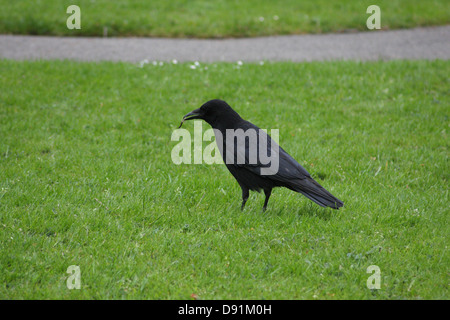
[
  {"xmin": 0, "ymin": 59, "xmax": 448, "ymax": 299},
  {"xmin": 0, "ymin": 0, "xmax": 449, "ymax": 38}
]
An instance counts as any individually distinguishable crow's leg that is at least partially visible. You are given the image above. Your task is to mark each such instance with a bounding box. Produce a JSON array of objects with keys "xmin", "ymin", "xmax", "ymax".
[
  {"xmin": 262, "ymin": 188, "xmax": 272, "ymax": 211},
  {"xmin": 241, "ymin": 187, "xmax": 249, "ymax": 210}
]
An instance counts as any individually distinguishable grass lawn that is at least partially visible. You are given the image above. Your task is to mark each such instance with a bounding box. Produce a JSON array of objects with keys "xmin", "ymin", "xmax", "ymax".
[
  {"xmin": 0, "ymin": 0, "xmax": 449, "ymax": 38},
  {"xmin": 0, "ymin": 59, "xmax": 448, "ymax": 299}
]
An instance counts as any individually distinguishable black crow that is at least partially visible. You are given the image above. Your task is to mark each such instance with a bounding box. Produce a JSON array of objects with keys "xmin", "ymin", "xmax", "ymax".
[{"xmin": 179, "ymin": 99, "xmax": 343, "ymax": 211}]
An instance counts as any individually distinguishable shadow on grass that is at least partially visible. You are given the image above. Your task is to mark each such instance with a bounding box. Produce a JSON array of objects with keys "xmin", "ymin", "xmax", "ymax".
[{"xmin": 268, "ymin": 201, "xmax": 342, "ymax": 221}]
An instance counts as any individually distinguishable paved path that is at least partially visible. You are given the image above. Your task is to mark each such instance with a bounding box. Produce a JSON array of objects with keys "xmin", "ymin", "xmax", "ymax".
[{"xmin": 0, "ymin": 26, "xmax": 449, "ymax": 63}]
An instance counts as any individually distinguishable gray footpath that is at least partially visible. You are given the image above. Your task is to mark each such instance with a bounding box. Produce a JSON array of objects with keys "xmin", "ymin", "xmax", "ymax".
[{"xmin": 0, "ymin": 26, "xmax": 449, "ymax": 63}]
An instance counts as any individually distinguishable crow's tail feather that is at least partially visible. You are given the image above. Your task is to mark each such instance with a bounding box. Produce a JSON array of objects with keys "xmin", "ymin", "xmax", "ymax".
[{"xmin": 292, "ymin": 178, "xmax": 344, "ymax": 209}]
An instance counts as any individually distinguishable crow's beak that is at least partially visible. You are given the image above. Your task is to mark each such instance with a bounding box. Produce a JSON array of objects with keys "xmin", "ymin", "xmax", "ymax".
[{"xmin": 178, "ymin": 108, "xmax": 203, "ymax": 128}]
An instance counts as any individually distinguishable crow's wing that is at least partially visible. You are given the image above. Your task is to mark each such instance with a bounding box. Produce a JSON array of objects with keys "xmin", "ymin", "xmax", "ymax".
[{"xmin": 220, "ymin": 120, "xmax": 312, "ymax": 181}]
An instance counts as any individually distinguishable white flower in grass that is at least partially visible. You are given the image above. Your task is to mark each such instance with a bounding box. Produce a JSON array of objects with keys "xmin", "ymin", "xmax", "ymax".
[
  {"xmin": 259, "ymin": 61, "xmax": 265, "ymax": 65},
  {"xmin": 273, "ymin": 15, "xmax": 279, "ymax": 21},
  {"xmin": 258, "ymin": 17, "xmax": 264, "ymax": 22},
  {"xmin": 172, "ymin": 59, "xmax": 178, "ymax": 64},
  {"xmin": 194, "ymin": 61, "xmax": 200, "ymax": 66},
  {"xmin": 190, "ymin": 65, "xmax": 196, "ymax": 70},
  {"xmin": 138, "ymin": 59, "xmax": 149, "ymax": 68},
  {"xmin": 152, "ymin": 61, "xmax": 158, "ymax": 66},
  {"xmin": 237, "ymin": 61, "xmax": 243, "ymax": 66},
  {"xmin": 159, "ymin": 61, "xmax": 164, "ymax": 66}
]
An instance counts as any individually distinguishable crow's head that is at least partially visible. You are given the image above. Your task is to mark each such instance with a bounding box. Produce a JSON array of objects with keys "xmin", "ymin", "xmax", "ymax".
[{"xmin": 179, "ymin": 99, "xmax": 242, "ymax": 128}]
